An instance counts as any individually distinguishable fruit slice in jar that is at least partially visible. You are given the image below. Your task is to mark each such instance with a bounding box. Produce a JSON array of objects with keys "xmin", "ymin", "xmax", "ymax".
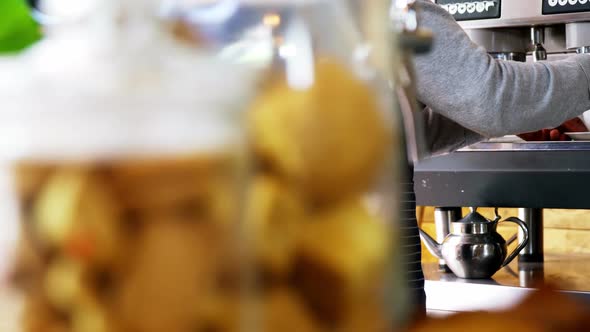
[
  {"xmin": 104, "ymin": 153, "xmax": 238, "ymax": 224},
  {"xmin": 245, "ymin": 175, "xmax": 305, "ymax": 279},
  {"xmin": 114, "ymin": 221, "xmax": 231, "ymax": 332},
  {"xmin": 44, "ymin": 257, "xmax": 84, "ymax": 312},
  {"xmin": 9, "ymin": 230, "xmax": 45, "ymax": 289},
  {"xmin": 260, "ymin": 287, "xmax": 321, "ymax": 332},
  {"xmin": 13, "ymin": 164, "xmax": 54, "ymax": 207},
  {"xmin": 21, "ymin": 291, "xmax": 69, "ymax": 332},
  {"xmin": 249, "ymin": 59, "xmax": 391, "ymax": 203},
  {"xmin": 32, "ymin": 168, "xmax": 121, "ymax": 264},
  {"xmin": 293, "ymin": 197, "xmax": 390, "ymax": 325},
  {"xmin": 71, "ymin": 296, "xmax": 111, "ymax": 332}
]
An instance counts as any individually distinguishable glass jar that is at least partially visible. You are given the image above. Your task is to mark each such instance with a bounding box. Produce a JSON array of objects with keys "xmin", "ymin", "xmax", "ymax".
[
  {"xmin": 0, "ymin": 1, "xmax": 257, "ymax": 331},
  {"xmin": 171, "ymin": 0, "xmax": 406, "ymax": 330},
  {"xmin": 2, "ymin": 0, "xmax": 408, "ymax": 330}
]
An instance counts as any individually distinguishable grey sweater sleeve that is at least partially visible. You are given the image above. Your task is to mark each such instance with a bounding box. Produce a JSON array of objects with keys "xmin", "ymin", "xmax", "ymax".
[{"xmin": 414, "ymin": 0, "xmax": 590, "ymax": 147}]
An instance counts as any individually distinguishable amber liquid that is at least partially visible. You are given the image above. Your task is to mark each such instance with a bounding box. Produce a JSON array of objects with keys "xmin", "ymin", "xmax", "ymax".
[{"xmin": 11, "ymin": 153, "xmax": 245, "ymax": 332}]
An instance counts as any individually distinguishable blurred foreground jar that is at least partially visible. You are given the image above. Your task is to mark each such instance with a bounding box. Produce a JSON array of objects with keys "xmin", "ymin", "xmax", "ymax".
[
  {"xmin": 0, "ymin": 1, "xmax": 258, "ymax": 331},
  {"xmin": 2, "ymin": 0, "xmax": 408, "ymax": 331},
  {"xmin": 171, "ymin": 0, "xmax": 408, "ymax": 330}
]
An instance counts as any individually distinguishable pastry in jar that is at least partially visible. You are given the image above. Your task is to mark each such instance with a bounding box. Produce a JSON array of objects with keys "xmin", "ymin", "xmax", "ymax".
[{"xmin": 249, "ymin": 60, "xmax": 390, "ymax": 204}]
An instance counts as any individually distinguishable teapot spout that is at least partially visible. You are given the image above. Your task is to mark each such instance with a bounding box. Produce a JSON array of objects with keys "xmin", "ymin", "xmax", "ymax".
[{"xmin": 418, "ymin": 229, "xmax": 443, "ymax": 259}]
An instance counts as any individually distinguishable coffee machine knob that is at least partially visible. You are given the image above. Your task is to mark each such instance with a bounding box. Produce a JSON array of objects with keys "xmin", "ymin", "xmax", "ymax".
[
  {"xmin": 457, "ymin": 3, "xmax": 467, "ymax": 14},
  {"xmin": 476, "ymin": 2, "xmax": 485, "ymax": 12}
]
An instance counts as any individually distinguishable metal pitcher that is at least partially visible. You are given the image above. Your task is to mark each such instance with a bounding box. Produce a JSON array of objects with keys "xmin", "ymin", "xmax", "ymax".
[{"xmin": 419, "ymin": 208, "xmax": 529, "ymax": 279}]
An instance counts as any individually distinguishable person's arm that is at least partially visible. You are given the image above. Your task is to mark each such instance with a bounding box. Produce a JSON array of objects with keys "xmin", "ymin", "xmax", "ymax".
[
  {"xmin": 422, "ymin": 107, "xmax": 483, "ymax": 154},
  {"xmin": 414, "ymin": 0, "xmax": 590, "ymax": 139}
]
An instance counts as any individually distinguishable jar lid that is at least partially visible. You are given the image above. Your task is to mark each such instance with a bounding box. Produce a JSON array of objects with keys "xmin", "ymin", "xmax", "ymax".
[{"xmin": 0, "ymin": 0, "xmax": 259, "ymax": 161}]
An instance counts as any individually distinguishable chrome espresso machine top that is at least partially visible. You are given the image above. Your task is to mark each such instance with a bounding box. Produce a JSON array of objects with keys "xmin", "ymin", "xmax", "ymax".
[
  {"xmin": 415, "ymin": 0, "xmax": 590, "ymax": 315},
  {"xmin": 438, "ymin": 0, "xmax": 590, "ymax": 57},
  {"xmin": 439, "ymin": 0, "xmax": 590, "ymax": 27}
]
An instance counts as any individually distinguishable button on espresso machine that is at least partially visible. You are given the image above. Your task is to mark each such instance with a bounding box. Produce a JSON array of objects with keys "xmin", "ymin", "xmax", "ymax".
[{"xmin": 416, "ymin": 0, "xmax": 590, "ymax": 313}]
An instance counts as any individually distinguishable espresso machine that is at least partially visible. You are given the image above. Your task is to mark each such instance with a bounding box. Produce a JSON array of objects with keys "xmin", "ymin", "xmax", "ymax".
[{"xmin": 415, "ymin": 0, "xmax": 590, "ymax": 314}]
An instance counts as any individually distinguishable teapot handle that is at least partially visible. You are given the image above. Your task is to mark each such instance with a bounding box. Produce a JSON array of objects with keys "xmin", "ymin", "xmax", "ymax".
[{"xmin": 500, "ymin": 217, "xmax": 529, "ymax": 267}]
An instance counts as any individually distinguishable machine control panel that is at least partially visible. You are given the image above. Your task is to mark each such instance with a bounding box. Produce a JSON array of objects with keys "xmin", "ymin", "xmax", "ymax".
[
  {"xmin": 543, "ymin": 0, "xmax": 590, "ymax": 15},
  {"xmin": 436, "ymin": 0, "xmax": 501, "ymax": 21}
]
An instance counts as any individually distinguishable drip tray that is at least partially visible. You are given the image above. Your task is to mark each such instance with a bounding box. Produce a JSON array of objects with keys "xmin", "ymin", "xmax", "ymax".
[{"xmin": 424, "ymin": 254, "xmax": 590, "ymax": 313}]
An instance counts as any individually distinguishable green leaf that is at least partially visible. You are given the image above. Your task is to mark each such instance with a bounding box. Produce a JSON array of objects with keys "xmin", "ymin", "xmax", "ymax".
[{"xmin": 0, "ymin": 0, "xmax": 42, "ymax": 53}]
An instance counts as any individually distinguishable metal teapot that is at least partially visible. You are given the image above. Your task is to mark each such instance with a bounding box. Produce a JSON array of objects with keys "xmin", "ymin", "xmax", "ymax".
[{"xmin": 419, "ymin": 208, "xmax": 529, "ymax": 279}]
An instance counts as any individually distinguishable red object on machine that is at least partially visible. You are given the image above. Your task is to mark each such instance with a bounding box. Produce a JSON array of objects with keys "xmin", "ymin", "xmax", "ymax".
[{"xmin": 518, "ymin": 118, "xmax": 588, "ymax": 141}]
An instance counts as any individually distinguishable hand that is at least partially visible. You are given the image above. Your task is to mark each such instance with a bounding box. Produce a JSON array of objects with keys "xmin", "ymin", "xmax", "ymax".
[
  {"xmin": 518, "ymin": 128, "xmax": 567, "ymax": 141},
  {"xmin": 517, "ymin": 118, "xmax": 588, "ymax": 141}
]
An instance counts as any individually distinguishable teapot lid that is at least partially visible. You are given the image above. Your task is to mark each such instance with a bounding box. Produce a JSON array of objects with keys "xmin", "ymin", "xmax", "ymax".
[{"xmin": 454, "ymin": 207, "xmax": 491, "ymax": 224}]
